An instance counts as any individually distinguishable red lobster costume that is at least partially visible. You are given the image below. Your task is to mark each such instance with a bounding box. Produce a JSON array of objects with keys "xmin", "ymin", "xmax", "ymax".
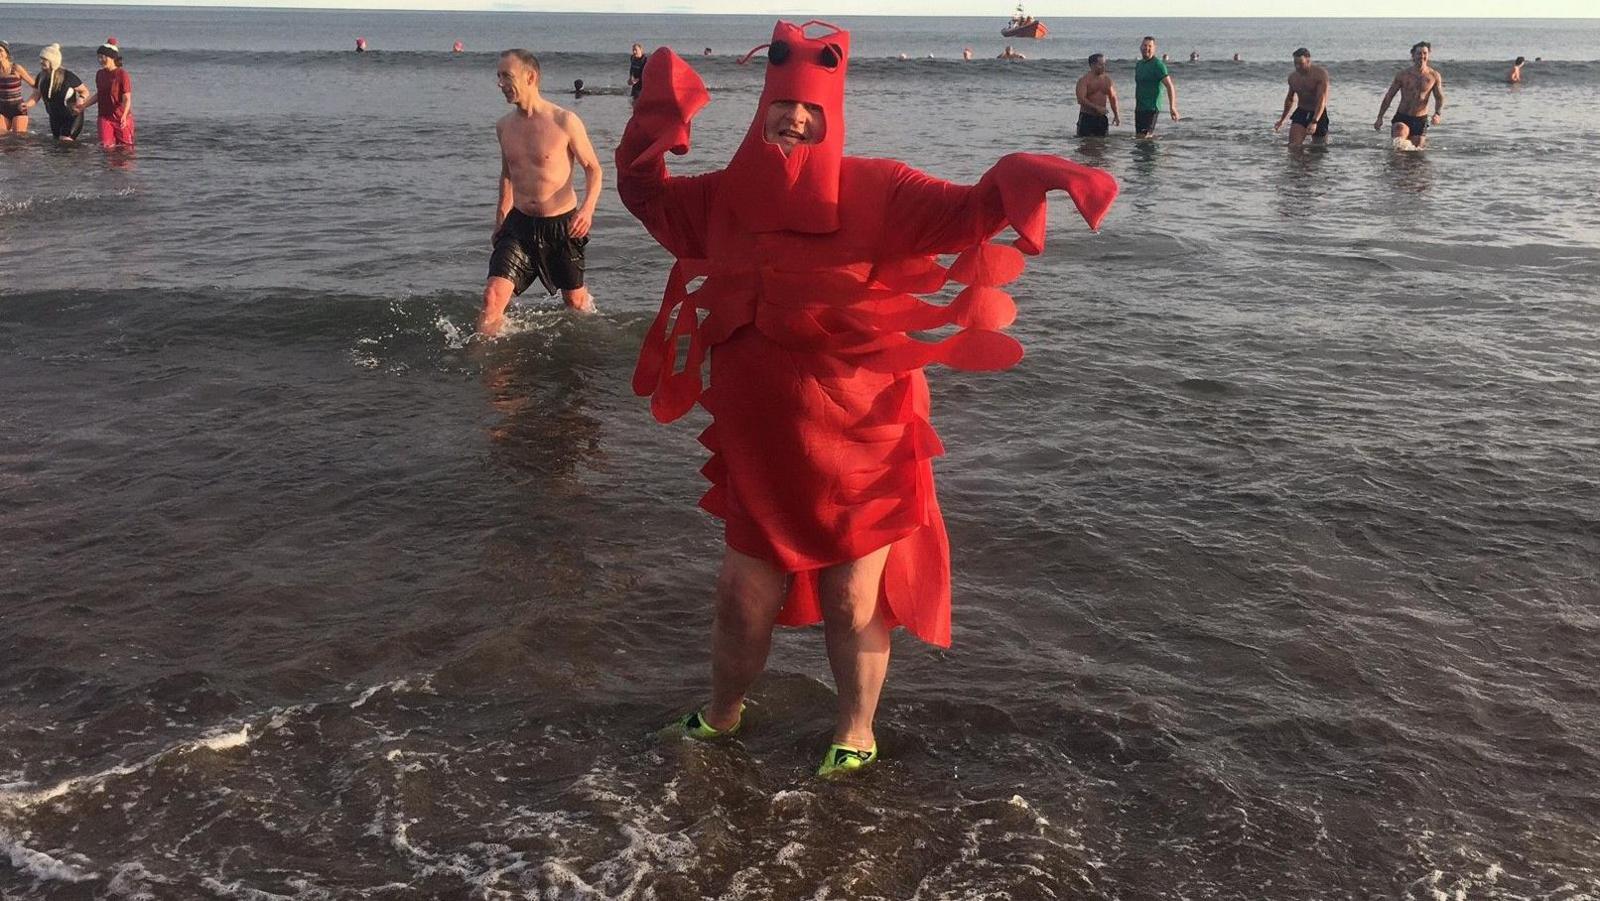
[{"xmin": 618, "ymin": 21, "xmax": 1118, "ymax": 647}]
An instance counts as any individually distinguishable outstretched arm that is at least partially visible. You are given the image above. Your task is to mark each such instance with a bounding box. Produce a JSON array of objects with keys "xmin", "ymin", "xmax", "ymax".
[
  {"xmin": 881, "ymin": 153, "xmax": 1118, "ymax": 259},
  {"xmin": 615, "ymin": 48, "xmax": 719, "ymax": 260}
]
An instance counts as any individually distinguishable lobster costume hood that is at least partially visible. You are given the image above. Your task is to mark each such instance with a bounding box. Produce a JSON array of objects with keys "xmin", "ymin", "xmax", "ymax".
[
  {"xmin": 617, "ymin": 21, "xmax": 1118, "ymax": 647},
  {"xmin": 724, "ymin": 20, "xmax": 849, "ymax": 234}
]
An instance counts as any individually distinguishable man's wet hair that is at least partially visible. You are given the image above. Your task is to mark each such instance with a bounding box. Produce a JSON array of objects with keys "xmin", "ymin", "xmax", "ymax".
[
  {"xmin": 501, "ymin": 48, "xmax": 541, "ymax": 76},
  {"xmin": 1293, "ymin": 47, "xmax": 1311, "ymax": 59},
  {"xmin": 1515, "ymin": 56, "xmax": 1525, "ymax": 65},
  {"xmin": 1088, "ymin": 53, "xmax": 1105, "ymax": 65},
  {"xmin": 1411, "ymin": 41, "xmax": 1431, "ymax": 53},
  {"xmin": 1142, "ymin": 35, "xmax": 1157, "ymax": 43}
]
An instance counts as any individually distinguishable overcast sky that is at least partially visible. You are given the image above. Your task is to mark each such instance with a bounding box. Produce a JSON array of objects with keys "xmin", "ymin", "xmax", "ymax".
[{"xmin": 42, "ymin": 0, "xmax": 1600, "ymax": 14}]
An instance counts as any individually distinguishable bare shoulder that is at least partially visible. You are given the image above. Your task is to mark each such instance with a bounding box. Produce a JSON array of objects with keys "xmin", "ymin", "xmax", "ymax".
[
  {"xmin": 1314, "ymin": 64, "xmax": 1330, "ymax": 81},
  {"xmin": 555, "ymin": 105, "xmax": 593, "ymax": 134}
]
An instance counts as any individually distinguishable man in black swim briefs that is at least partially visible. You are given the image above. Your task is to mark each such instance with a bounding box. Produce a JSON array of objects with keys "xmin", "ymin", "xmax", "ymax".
[
  {"xmin": 1375, "ymin": 40, "xmax": 1445, "ymax": 149},
  {"xmin": 1274, "ymin": 48, "xmax": 1330, "ymax": 146},
  {"xmin": 481, "ymin": 48, "xmax": 603, "ymax": 336},
  {"xmin": 1074, "ymin": 53, "xmax": 1120, "ymax": 137}
]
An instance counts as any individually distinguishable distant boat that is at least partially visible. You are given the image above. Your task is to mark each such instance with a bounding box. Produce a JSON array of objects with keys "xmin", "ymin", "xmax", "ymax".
[{"xmin": 1001, "ymin": 4, "xmax": 1049, "ymax": 39}]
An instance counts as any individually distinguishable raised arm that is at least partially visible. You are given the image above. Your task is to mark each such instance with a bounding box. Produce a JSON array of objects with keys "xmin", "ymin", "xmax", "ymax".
[
  {"xmin": 563, "ymin": 111, "xmax": 603, "ymax": 238},
  {"xmin": 615, "ymin": 48, "xmax": 719, "ymax": 260}
]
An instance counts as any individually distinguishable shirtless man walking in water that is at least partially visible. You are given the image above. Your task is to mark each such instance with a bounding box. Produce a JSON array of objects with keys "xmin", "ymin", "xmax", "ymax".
[
  {"xmin": 480, "ymin": 48, "xmax": 603, "ymax": 336},
  {"xmin": 1074, "ymin": 53, "xmax": 1121, "ymax": 137},
  {"xmin": 1374, "ymin": 41, "xmax": 1445, "ymax": 149},
  {"xmin": 1274, "ymin": 48, "xmax": 1330, "ymax": 145}
]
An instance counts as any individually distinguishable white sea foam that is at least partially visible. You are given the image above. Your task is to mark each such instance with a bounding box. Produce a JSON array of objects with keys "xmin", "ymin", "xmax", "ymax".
[
  {"xmin": 0, "ymin": 722, "xmax": 254, "ymax": 812},
  {"xmin": 0, "ymin": 826, "xmax": 100, "ymax": 884},
  {"xmin": 199, "ymin": 877, "xmax": 297, "ymax": 900}
]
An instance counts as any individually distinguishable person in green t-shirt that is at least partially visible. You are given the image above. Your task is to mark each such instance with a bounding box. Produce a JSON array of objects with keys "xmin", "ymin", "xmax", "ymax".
[{"xmin": 1134, "ymin": 36, "xmax": 1180, "ymax": 138}]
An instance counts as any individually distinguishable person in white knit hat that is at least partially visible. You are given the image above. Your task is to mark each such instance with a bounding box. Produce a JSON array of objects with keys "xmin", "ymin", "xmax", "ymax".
[
  {"xmin": 25, "ymin": 44, "xmax": 86, "ymax": 141},
  {"xmin": 80, "ymin": 37, "xmax": 134, "ymax": 148}
]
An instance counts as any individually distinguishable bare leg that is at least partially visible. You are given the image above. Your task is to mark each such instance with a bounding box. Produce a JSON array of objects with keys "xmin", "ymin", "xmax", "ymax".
[
  {"xmin": 1288, "ymin": 122, "xmax": 1308, "ymax": 146},
  {"xmin": 1391, "ymin": 122, "xmax": 1412, "ymax": 148},
  {"xmin": 705, "ymin": 548, "xmax": 788, "ymax": 730},
  {"xmin": 479, "ymin": 276, "xmax": 515, "ymax": 337},
  {"xmin": 561, "ymin": 286, "xmax": 596, "ymax": 314},
  {"xmin": 818, "ymin": 543, "xmax": 893, "ymax": 749}
]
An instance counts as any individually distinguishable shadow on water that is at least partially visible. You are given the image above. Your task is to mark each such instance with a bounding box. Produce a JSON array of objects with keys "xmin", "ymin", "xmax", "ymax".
[
  {"xmin": 1384, "ymin": 146, "xmax": 1434, "ymax": 194},
  {"xmin": 476, "ymin": 330, "xmax": 604, "ymax": 487},
  {"xmin": 1075, "ymin": 136, "xmax": 1110, "ymax": 167}
]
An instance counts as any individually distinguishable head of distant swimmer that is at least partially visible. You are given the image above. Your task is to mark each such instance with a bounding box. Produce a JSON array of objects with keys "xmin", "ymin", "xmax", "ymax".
[
  {"xmin": 763, "ymin": 99, "xmax": 825, "ymax": 156},
  {"xmin": 1410, "ymin": 41, "xmax": 1431, "ymax": 65},
  {"xmin": 1140, "ymin": 37, "xmax": 1157, "ymax": 60},
  {"xmin": 1088, "ymin": 53, "xmax": 1106, "ymax": 74},
  {"xmin": 1514, "ymin": 56, "xmax": 1525, "ymax": 66},
  {"xmin": 498, "ymin": 49, "xmax": 540, "ymax": 103},
  {"xmin": 1293, "ymin": 48, "xmax": 1312, "ymax": 72}
]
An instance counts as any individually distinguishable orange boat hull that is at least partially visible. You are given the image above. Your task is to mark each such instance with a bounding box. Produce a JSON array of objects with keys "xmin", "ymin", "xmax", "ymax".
[{"xmin": 1001, "ymin": 20, "xmax": 1048, "ymax": 38}]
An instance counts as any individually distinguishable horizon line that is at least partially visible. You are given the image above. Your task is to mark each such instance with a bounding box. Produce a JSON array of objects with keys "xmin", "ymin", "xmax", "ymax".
[{"xmin": 7, "ymin": 2, "xmax": 1599, "ymax": 16}]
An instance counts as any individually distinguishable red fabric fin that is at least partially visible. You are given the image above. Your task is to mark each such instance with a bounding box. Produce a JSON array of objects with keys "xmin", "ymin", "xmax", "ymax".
[
  {"xmin": 871, "ymin": 256, "xmax": 950, "ymax": 294},
  {"xmin": 777, "ymin": 570, "xmax": 823, "ymax": 628},
  {"xmin": 856, "ymin": 329, "xmax": 1024, "ymax": 373},
  {"xmin": 652, "ymin": 369, "xmax": 701, "ymax": 423},
  {"xmin": 881, "ymin": 512, "xmax": 952, "ymax": 647},
  {"xmin": 948, "ymin": 242, "xmax": 1026, "ymax": 287},
  {"xmin": 951, "ymin": 285, "xmax": 1018, "ymax": 331}
]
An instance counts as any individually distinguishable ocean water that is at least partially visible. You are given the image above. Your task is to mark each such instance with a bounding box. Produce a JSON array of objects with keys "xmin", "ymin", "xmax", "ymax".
[{"xmin": 2, "ymin": 6, "xmax": 1599, "ymax": 899}]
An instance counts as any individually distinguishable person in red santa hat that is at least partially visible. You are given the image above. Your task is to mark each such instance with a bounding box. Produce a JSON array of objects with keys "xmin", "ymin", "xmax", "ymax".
[
  {"xmin": 617, "ymin": 20, "xmax": 1118, "ymax": 776},
  {"xmin": 80, "ymin": 37, "xmax": 134, "ymax": 148}
]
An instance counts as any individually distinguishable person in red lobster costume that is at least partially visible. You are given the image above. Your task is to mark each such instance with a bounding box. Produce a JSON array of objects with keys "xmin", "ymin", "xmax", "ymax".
[{"xmin": 617, "ymin": 20, "xmax": 1118, "ymax": 776}]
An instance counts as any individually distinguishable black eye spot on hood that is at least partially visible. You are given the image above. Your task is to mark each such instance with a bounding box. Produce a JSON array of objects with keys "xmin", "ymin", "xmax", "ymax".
[
  {"xmin": 769, "ymin": 40, "xmax": 791, "ymax": 65},
  {"xmin": 819, "ymin": 43, "xmax": 842, "ymax": 68}
]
